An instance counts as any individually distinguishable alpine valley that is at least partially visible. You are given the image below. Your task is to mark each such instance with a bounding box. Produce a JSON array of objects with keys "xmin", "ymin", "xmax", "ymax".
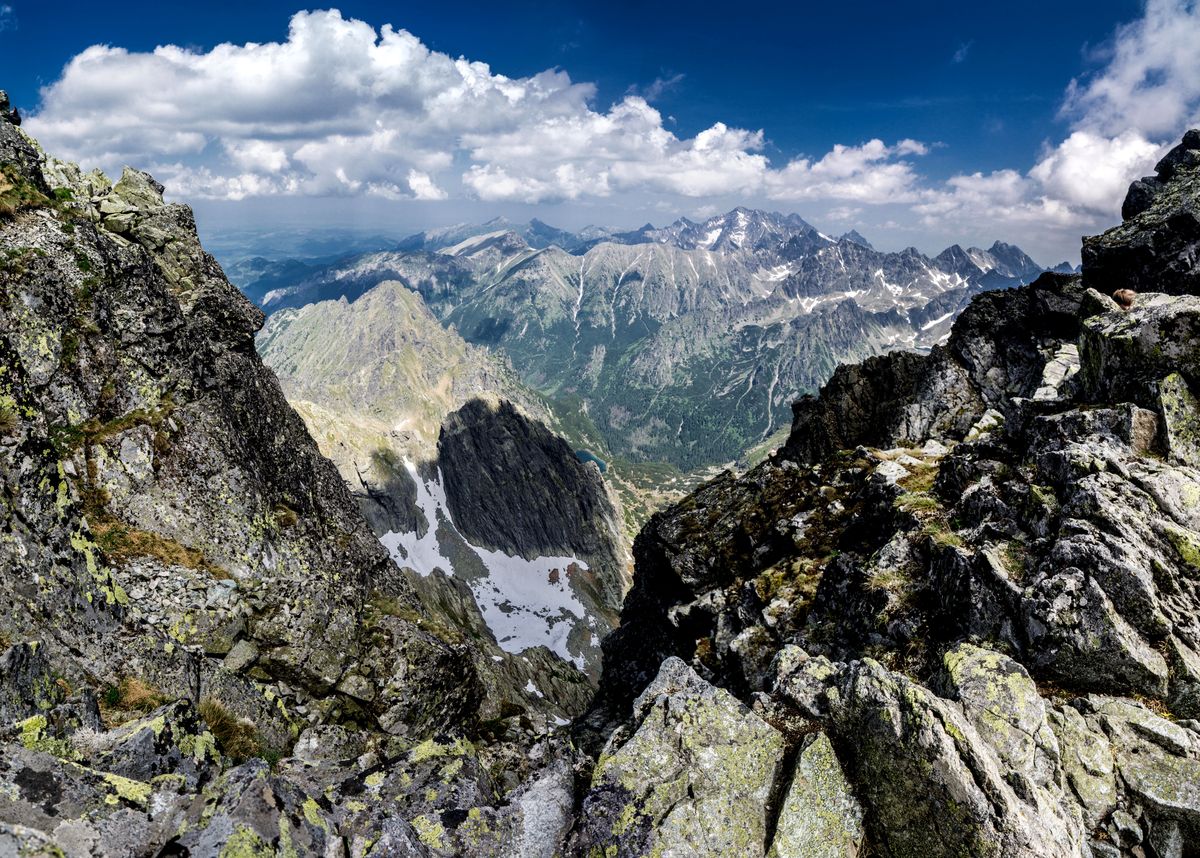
[{"xmin": 6, "ymin": 67, "xmax": 1200, "ymax": 858}]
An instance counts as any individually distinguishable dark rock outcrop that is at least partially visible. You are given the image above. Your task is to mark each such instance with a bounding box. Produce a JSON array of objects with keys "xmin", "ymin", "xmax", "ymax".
[
  {"xmin": 439, "ymin": 398, "xmax": 629, "ymax": 614},
  {"xmin": 1084, "ymin": 129, "xmax": 1200, "ymax": 297}
]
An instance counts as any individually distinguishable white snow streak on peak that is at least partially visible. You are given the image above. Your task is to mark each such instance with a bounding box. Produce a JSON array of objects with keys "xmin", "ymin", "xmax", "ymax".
[
  {"xmin": 921, "ymin": 311, "xmax": 954, "ymax": 331},
  {"xmin": 439, "ymin": 230, "xmax": 513, "ymax": 256},
  {"xmin": 379, "ymin": 459, "xmax": 591, "ymax": 669}
]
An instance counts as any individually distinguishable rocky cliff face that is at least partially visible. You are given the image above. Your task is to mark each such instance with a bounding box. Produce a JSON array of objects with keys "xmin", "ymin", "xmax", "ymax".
[
  {"xmin": 439, "ymin": 399, "xmax": 630, "ymax": 616},
  {"xmin": 1084, "ymin": 130, "xmax": 1200, "ymax": 297},
  {"xmin": 0, "ymin": 106, "xmax": 496, "ymax": 742}
]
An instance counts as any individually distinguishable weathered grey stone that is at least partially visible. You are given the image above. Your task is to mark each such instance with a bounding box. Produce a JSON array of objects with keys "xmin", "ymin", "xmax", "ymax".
[
  {"xmin": 773, "ymin": 647, "xmax": 841, "ymax": 719},
  {"xmin": 1024, "ymin": 570, "xmax": 1169, "ymax": 698},
  {"xmin": 576, "ymin": 657, "xmax": 787, "ymax": 857},
  {"xmin": 1159, "ymin": 372, "xmax": 1200, "ymax": 468},
  {"xmin": 940, "ymin": 643, "xmax": 1059, "ymax": 790},
  {"xmin": 0, "ymin": 644, "xmax": 66, "ymax": 726},
  {"xmin": 831, "ymin": 659, "xmax": 1083, "ymax": 858},
  {"xmin": 220, "ymin": 638, "xmax": 258, "ymax": 674},
  {"xmin": 1077, "ymin": 292, "xmax": 1200, "ymax": 407},
  {"xmin": 1047, "ymin": 705, "xmax": 1116, "ymax": 830},
  {"xmin": 767, "ymin": 732, "xmax": 864, "ymax": 858}
]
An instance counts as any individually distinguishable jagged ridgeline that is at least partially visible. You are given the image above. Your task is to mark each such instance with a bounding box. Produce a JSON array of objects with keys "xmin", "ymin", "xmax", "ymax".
[{"xmin": 4, "ymin": 77, "xmax": 1200, "ymax": 856}]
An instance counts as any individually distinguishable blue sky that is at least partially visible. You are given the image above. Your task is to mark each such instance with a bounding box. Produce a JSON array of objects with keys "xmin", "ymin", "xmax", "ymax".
[{"xmin": 2, "ymin": 1, "xmax": 1197, "ymax": 262}]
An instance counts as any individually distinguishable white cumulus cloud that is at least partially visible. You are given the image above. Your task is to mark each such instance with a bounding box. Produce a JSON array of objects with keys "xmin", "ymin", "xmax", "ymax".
[
  {"xmin": 916, "ymin": 0, "xmax": 1199, "ymax": 249},
  {"xmin": 20, "ymin": 2, "xmax": 1200, "ymax": 262},
  {"xmin": 24, "ymin": 9, "xmax": 928, "ymax": 209},
  {"xmin": 767, "ymin": 139, "xmax": 929, "ymax": 203}
]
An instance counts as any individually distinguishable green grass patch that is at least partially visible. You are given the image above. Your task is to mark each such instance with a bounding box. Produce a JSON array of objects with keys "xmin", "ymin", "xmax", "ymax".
[
  {"xmin": 0, "ymin": 164, "xmax": 51, "ymax": 220},
  {"xmin": 89, "ymin": 516, "xmax": 225, "ymax": 576},
  {"xmin": 923, "ymin": 521, "xmax": 964, "ymax": 548},
  {"xmin": 894, "ymin": 492, "xmax": 941, "ymax": 513},
  {"xmin": 897, "ymin": 463, "xmax": 939, "ymax": 493}
]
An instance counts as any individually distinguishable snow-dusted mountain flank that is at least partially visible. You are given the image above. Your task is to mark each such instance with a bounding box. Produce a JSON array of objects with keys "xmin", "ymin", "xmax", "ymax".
[{"xmin": 245, "ymin": 207, "xmax": 1061, "ymax": 470}]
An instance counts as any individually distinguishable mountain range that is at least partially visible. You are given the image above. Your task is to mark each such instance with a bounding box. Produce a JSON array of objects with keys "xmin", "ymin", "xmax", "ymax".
[{"xmin": 243, "ymin": 207, "xmax": 1067, "ymax": 471}]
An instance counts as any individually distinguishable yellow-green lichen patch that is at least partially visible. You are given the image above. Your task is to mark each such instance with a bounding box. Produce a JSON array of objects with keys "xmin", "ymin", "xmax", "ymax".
[
  {"xmin": 217, "ymin": 824, "xmax": 271, "ymax": 858},
  {"xmin": 277, "ymin": 816, "xmax": 300, "ymax": 858},
  {"xmin": 412, "ymin": 814, "xmax": 447, "ymax": 851},
  {"xmin": 1164, "ymin": 523, "xmax": 1200, "ymax": 571},
  {"xmin": 178, "ymin": 728, "xmax": 219, "ymax": 765},
  {"xmin": 17, "ymin": 715, "xmax": 74, "ymax": 758},
  {"xmin": 102, "ymin": 772, "xmax": 152, "ymax": 807},
  {"xmin": 301, "ymin": 796, "xmax": 329, "ymax": 833},
  {"xmin": 408, "ymin": 736, "xmax": 474, "ymax": 765},
  {"xmin": 457, "ymin": 806, "xmax": 492, "ymax": 847}
]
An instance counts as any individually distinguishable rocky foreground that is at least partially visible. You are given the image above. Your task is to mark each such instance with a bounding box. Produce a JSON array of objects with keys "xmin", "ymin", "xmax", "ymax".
[{"xmin": 3, "ymin": 87, "xmax": 1200, "ymax": 855}]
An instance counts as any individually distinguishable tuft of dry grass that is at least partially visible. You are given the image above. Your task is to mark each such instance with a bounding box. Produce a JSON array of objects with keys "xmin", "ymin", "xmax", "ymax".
[
  {"xmin": 99, "ymin": 676, "xmax": 168, "ymax": 727},
  {"xmin": 87, "ymin": 506, "xmax": 229, "ymax": 579},
  {"xmin": 117, "ymin": 676, "xmax": 166, "ymax": 712},
  {"xmin": 199, "ymin": 697, "xmax": 261, "ymax": 760},
  {"xmin": 0, "ymin": 166, "xmax": 51, "ymax": 220},
  {"xmin": 897, "ymin": 463, "xmax": 939, "ymax": 494}
]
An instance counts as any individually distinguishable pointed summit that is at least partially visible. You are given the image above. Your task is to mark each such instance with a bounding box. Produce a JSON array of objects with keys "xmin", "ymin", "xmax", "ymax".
[{"xmin": 840, "ymin": 229, "xmax": 873, "ymax": 249}]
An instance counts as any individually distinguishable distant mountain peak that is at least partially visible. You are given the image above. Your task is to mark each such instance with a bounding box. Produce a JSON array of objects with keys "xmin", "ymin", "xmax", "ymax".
[{"xmin": 839, "ymin": 229, "xmax": 873, "ymax": 249}]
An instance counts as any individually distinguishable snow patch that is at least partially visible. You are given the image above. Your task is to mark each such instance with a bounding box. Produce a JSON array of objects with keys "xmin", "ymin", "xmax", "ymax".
[
  {"xmin": 921, "ymin": 311, "xmax": 954, "ymax": 331},
  {"xmin": 379, "ymin": 460, "xmax": 591, "ymax": 670}
]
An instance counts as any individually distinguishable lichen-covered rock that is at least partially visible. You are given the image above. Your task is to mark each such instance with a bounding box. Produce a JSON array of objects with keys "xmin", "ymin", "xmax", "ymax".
[
  {"xmin": 1159, "ymin": 371, "xmax": 1200, "ymax": 468},
  {"xmin": 167, "ymin": 759, "xmax": 339, "ymax": 858},
  {"xmin": 938, "ymin": 643, "xmax": 1060, "ymax": 792},
  {"xmin": 0, "ymin": 89, "xmax": 501, "ymax": 756},
  {"xmin": 0, "ymin": 744, "xmax": 161, "ymax": 855},
  {"xmin": 81, "ymin": 700, "xmax": 219, "ymax": 788},
  {"xmin": 575, "ymin": 657, "xmax": 787, "ymax": 857},
  {"xmin": 0, "ymin": 643, "xmax": 68, "ymax": 725},
  {"xmin": 1077, "ymin": 290, "xmax": 1200, "ymax": 407},
  {"xmin": 831, "ymin": 659, "xmax": 1083, "ymax": 858},
  {"xmin": 767, "ymin": 731, "xmax": 863, "ymax": 858},
  {"xmin": 1047, "ymin": 704, "xmax": 1116, "ymax": 831}
]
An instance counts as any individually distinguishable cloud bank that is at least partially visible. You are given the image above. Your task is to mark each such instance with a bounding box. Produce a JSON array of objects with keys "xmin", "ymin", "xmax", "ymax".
[
  {"xmin": 24, "ymin": 1, "xmax": 1200, "ymax": 259},
  {"xmin": 28, "ymin": 10, "xmax": 924, "ymax": 207}
]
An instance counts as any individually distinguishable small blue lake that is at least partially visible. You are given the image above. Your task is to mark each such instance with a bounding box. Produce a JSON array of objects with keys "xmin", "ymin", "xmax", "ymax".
[{"xmin": 575, "ymin": 449, "xmax": 608, "ymax": 473}]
